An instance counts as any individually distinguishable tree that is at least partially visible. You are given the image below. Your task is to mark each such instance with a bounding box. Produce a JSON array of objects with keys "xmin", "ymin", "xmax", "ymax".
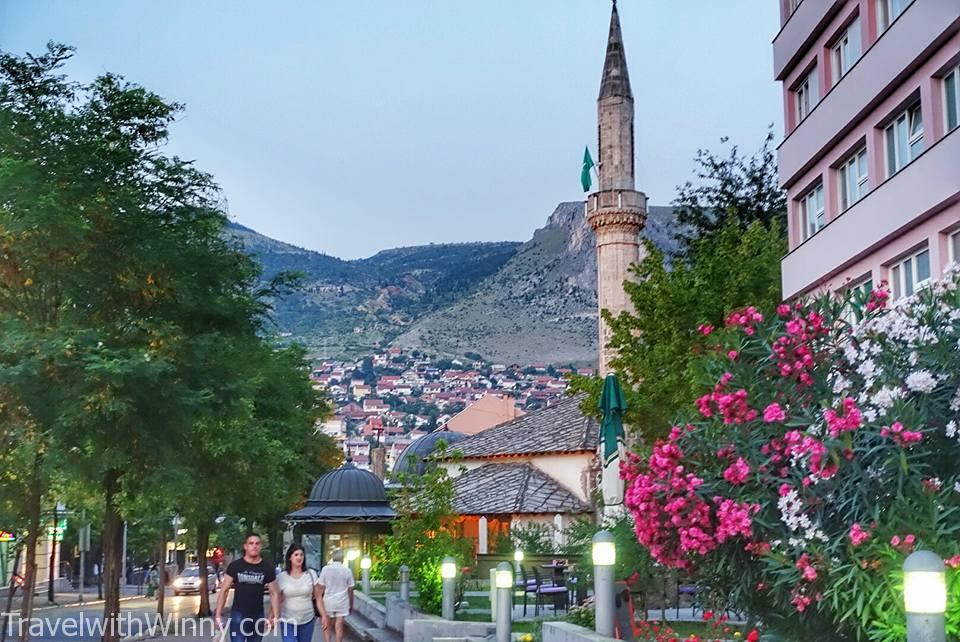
[
  {"xmin": 371, "ymin": 445, "xmax": 470, "ymax": 614},
  {"xmin": 672, "ymin": 128, "xmax": 786, "ymax": 252},
  {"xmin": 568, "ymin": 130, "xmax": 786, "ymax": 442}
]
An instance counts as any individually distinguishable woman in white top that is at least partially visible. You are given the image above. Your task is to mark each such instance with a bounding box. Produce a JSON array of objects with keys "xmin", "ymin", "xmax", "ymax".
[{"xmin": 275, "ymin": 544, "xmax": 321, "ymax": 642}]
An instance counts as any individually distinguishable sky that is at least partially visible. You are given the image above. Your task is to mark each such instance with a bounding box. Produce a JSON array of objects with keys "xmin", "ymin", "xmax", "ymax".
[{"xmin": 2, "ymin": 1, "xmax": 783, "ymax": 260}]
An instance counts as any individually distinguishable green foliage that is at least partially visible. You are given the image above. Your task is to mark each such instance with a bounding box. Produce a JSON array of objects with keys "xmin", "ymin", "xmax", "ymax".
[
  {"xmin": 561, "ymin": 515, "xmax": 655, "ymax": 585},
  {"xmin": 372, "ymin": 445, "xmax": 471, "ymax": 614},
  {"xmin": 569, "ymin": 218, "xmax": 784, "ymax": 439},
  {"xmin": 672, "ymin": 127, "xmax": 786, "ymax": 252},
  {"xmin": 566, "ymin": 600, "xmax": 595, "ymax": 629},
  {"xmin": 622, "ymin": 274, "xmax": 960, "ymax": 641}
]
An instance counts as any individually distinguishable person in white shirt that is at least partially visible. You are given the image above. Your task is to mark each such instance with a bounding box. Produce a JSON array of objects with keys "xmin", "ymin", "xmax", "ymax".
[
  {"xmin": 316, "ymin": 549, "xmax": 355, "ymax": 642},
  {"xmin": 275, "ymin": 544, "xmax": 321, "ymax": 642}
]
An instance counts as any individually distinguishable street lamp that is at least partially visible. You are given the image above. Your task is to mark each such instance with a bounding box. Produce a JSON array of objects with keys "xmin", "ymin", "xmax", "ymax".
[
  {"xmin": 360, "ymin": 556, "xmax": 372, "ymax": 594},
  {"xmin": 441, "ymin": 556, "xmax": 457, "ymax": 620},
  {"xmin": 592, "ymin": 530, "xmax": 616, "ymax": 637},
  {"xmin": 513, "ymin": 549, "xmax": 524, "ymax": 575},
  {"xmin": 903, "ymin": 550, "xmax": 947, "ymax": 642},
  {"xmin": 494, "ymin": 562, "xmax": 513, "ymax": 642}
]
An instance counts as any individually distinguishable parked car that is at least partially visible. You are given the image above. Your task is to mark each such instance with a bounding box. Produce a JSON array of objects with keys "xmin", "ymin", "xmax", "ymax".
[{"xmin": 172, "ymin": 567, "xmax": 217, "ymax": 596}]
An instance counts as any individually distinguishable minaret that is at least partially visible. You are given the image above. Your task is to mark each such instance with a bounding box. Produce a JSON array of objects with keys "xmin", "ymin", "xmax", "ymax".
[{"xmin": 587, "ymin": 0, "xmax": 647, "ymax": 377}]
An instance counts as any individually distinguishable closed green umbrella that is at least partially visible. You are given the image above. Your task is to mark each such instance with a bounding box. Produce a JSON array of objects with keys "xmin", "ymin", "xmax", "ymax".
[
  {"xmin": 598, "ymin": 374, "xmax": 627, "ymax": 508},
  {"xmin": 598, "ymin": 374, "xmax": 627, "ymax": 466}
]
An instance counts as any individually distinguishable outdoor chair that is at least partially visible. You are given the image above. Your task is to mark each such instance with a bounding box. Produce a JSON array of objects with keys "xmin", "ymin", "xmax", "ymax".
[
  {"xmin": 518, "ymin": 566, "xmax": 538, "ymax": 616},
  {"xmin": 533, "ymin": 567, "xmax": 568, "ymax": 615},
  {"xmin": 676, "ymin": 583, "xmax": 698, "ymax": 618}
]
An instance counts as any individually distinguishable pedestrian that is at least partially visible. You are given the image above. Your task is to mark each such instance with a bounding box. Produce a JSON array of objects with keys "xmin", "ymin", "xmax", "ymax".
[
  {"xmin": 214, "ymin": 533, "xmax": 279, "ymax": 642},
  {"xmin": 275, "ymin": 544, "xmax": 320, "ymax": 642},
  {"xmin": 316, "ymin": 549, "xmax": 354, "ymax": 642}
]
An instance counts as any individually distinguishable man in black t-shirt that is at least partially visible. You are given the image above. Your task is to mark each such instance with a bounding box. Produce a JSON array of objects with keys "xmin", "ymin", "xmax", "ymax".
[{"xmin": 215, "ymin": 533, "xmax": 279, "ymax": 642}]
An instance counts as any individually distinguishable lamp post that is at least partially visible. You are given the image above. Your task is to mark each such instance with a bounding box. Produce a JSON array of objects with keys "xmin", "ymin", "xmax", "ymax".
[
  {"xmin": 440, "ymin": 556, "xmax": 457, "ymax": 620},
  {"xmin": 592, "ymin": 530, "xmax": 616, "ymax": 637},
  {"xmin": 360, "ymin": 556, "xmax": 372, "ymax": 594},
  {"xmin": 399, "ymin": 565, "xmax": 410, "ymax": 602},
  {"xmin": 903, "ymin": 550, "xmax": 947, "ymax": 642},
  {"xmin": 513, "ymin": 549, "xmax": 524, "ymax": 576},
  {"xmin": 495, "ymin": 562, "xmax": 513, "ymax": 642}
]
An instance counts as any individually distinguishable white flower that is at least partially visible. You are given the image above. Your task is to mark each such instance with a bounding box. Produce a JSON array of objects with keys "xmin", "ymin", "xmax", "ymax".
[
  {"xmin": 951, "ymin": 388, "xmax": 960, "ymax": 412},
  {"xmin": 955, "ymin": 481, "xmax": 960, "ymax": 494},
  {"xmin": 947, "ymin": 421, "xmax": 957, "ymax": 439},
  {"xmin": 832, "ymin": 375, "xmax": 851, "ymax": 394},
  {"xmin": 906, "ymin": 370, "xmax": 937, "ymax": 393},
  {"xmin": 863, "ymin": 409, "xmax": 878, "ymax": 423},
  {"xmin": 872, "ymin": 386, "xmax": 903, "ymax": 409}
]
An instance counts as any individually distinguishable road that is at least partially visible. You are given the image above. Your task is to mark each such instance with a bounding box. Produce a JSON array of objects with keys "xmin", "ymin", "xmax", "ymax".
[{"xmin": 3, "ymin": 592, "xmax": 356, "ymax": 642}]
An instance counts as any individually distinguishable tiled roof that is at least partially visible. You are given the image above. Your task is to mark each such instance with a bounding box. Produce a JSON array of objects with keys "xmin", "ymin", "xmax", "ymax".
[
  {"xmin": 451, "ymin": 394, "xmax": 597, "ymax": 458},
  {"xmin": 453, "ymin": 463, "xmax": 593, "ymax": 515}
]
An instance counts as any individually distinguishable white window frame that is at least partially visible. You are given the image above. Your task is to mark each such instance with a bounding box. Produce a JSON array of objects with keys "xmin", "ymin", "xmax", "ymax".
[
  {"xmin": 831, "ymin": 17, "xmax": 861, "ymax": 84},
  {"xmin": 799, "ymin": 183, "xmax": 825, "ymax": 241},
  {"xmin": 885, "ymin": 103, "xmax": 923, "ymax": 177},
  {"xmin": 949, "ymin": 230, "xmax": 960, "ymax": 266},
  {"xmin": 944, "ymin": 64, "xmax": 959, "ymax": 134},
  {"xmin": 842, "ymin": 275, "xmax": 874, "ymax": 324},
  {"xmin": 890, "ymin": 246, "xmax": 931, "ymax": 299},
  {"xmin": 795, "ymin": 68, "xmax": 818, "ymax": 123},
  {"xmin": 838, "ymin": 148, "xmax": 868, "ymax": 210},
  {"xmin": 877, "ymin": 0, "xmax": 912, "ymax": 33}
]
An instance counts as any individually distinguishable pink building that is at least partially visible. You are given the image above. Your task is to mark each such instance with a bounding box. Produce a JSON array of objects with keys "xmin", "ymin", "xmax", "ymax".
[{"xmin": 774, "ymin": 0, "xmax": 960, "ymax": 300}]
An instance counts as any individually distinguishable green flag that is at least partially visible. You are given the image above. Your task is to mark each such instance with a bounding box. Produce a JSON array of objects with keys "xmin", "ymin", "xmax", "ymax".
[{"xmin": 580, "ymin": 146, "xmax": 595, "ymax": 193}]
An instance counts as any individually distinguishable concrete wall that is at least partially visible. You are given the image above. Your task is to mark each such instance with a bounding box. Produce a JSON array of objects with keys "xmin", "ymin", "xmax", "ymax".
[
  {"xmin": 384, "ymin": 594, "xmax": 432, "ymax": 634},
  {"xmin": 353, "ymin": 590, "xmax": 387, "ymax": 629},
  {"xmin": 543, "ymin": 621, "xmax": 617, "ymax": 642},
  {"xmin": 403, "ymin": 620, "xmax": 495, "ymax": 642}
]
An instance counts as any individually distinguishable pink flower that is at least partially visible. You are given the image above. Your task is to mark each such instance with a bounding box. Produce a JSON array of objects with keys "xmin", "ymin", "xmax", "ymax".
[
  {"xmin": 777, "ymin": 304, "xmax": 791, "ymax": 317},
  {"xmin": 904, "ymin": 534, "xmax": 916, "ymax": 546},
  {"xmin": 946, "ymin": 555, "xmax": 960, "ymax": 569},
  {"xmin": 891, "ymin": 535, "xmax": 901, "ymax": 546},
  {"xmin": 723, "ymin": 457, "xmax": 751, "ymax": 485},
  {"xmin": 849, "ymin": 523, "xmax": 871, "ymax": 547},
  {"xmin": 727, "ymin": 350, "xmax": 739, "ymax": 360},
  {"xmin": 697, "ymin": 323, "xmax": 714, "ymax": 336},
  {"xmin": 823, "ymin": 398, "xmax": 863, "ymax": 438},
  {"xmin": 882, "ymin": 422, "xmax": 924, "ymax": 447},
  {"xmin": 763, "ymin": 403, "xmax": 786, "ymax": 423}
]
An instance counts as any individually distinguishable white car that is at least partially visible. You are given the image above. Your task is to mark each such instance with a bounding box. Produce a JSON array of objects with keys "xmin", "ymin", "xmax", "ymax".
[{"xmin": 172, "ymin": 567, "xmax": 218, "ymax": 596}]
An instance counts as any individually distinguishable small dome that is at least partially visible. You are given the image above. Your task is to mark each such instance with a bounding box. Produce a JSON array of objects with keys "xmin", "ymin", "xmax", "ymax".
[
  {"xmin": 308, "ymin": 461, "xmax": 387, "ymax": 503},
  {"xmin": 392, "ymin": 430, "xmax": 467, "ymax": 477}
]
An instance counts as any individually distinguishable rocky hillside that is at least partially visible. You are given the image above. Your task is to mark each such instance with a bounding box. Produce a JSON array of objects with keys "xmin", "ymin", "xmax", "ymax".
[
  {"xmin": 230, "ymin": 202, "xmax": 678, "ymax": 364},
  {"xmin": 391, "ymin": 202, "xmax": 679, "ymax": 365},
  {"xmin": 228, "ymin": 223, "xmax": 521, "ymax": 357}
]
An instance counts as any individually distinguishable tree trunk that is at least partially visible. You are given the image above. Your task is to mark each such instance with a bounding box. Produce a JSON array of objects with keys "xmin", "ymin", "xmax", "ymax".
[
  {"xmin": 101, "ymin": 469, "xmax": 123, "ymax": 642},
  {"xmin": 18, "ymin": 453, "xmax": 43, "ymax": 642},
  {"xmin": 156, "ymin": 529, "xmax": 165, "ymax": 619},
  {"xmin": 196, "ymin": 521, "xmax": 211, "ymax": 618}
]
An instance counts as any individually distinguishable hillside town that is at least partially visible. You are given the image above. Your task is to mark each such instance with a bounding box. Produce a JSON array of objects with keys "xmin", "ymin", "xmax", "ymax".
[{"xmin": 310, "ymin": 348, "xmax": 592, "ymax": 473}]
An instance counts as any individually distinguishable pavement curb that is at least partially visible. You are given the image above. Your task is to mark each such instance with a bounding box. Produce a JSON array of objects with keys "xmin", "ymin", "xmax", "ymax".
[{"xmin": 32, "ymin": 595, "xmax": 145, "ymax": 612}]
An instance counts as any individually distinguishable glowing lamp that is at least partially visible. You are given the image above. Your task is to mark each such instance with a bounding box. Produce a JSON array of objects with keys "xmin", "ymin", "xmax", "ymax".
[
  {"xmin": 513, "ymin": 550, "xmax": 524, "ymax": 563},
  {"xmin": 903, "ymin": 550, "xmax": 946, "ymax": 614},
  {"xmin": 360, "ymin": 556, "xmax": 372, "ymax": 570},
  {"xmin": 495, "ymin": 562, "xmax": 513, "ymax": 588},
  {"xmin": 440, "ymin": 556, "xmax": 457, "ymax": 579},
  {"xmin": 592, "ymin": 530, "xmax": 615, "ymax": 566}
]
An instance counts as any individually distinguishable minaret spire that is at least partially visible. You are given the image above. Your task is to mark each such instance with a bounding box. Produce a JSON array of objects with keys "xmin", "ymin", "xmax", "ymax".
[{"xmin": 599, "ymin": 0, "xmax": 632, "ymax": 100}]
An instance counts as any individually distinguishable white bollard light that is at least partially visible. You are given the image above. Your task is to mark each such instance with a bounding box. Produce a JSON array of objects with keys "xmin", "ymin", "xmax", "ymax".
[
  {"xmin": 441, "ymin": 556, "xmax": 457, "ymax": 620},
  {"xmin": 360, "ymin": 556, "xmax": 372, "ymax": 594},
  {"xmin": 495, "ymin": 562, "xmax": 513, "ymax": 642},
  {"xmin": 592, "ymin": 530, "xmax": 616, "ymax": 637},
  {"xmin": 904, "ymin": 550, "xmax": 947, "ymax": 642},
  {"xmin": 399, "ymin": 565, "xmax": 410, "ymax": 602}
]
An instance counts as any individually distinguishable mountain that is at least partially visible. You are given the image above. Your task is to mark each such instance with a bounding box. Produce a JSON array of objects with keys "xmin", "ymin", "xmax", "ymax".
[
  {"xmin": 227, "ymin": 223, "xmax": 521, "ymax": 357},
  {"xmin": 391, "ymin": 202, "xmax": 679, "ymax": 365},
  {"xmin": 229, "ymin": 202, "xmax": 678, "ymax": 364}
]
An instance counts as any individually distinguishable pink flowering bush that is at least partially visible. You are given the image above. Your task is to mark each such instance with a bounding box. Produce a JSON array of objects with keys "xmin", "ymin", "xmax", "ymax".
[{"xmin": 623, "ymin": 268, "xmax": 960, "ymax": 642}]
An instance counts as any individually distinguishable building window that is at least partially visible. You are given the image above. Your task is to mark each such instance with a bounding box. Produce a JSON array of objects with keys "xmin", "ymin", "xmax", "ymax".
[
  {"xmin": 796, "ymin": 68, "xmax": 818, "ymax": 123},
  {"xmin": 885, "ymin": 103, "xmax": 923, "ymax": 177},
  {"xmin": 945, "ymin": 65, "xmax": 959, "ymax": 134},
  {"xmin": 800, "ymin": 183, "xmax": 825, "ymax": 241},
  {"xmin": 890, "ymin": 246, "xmax": 931, "ymax": 299},
  {"xmin": 877, "ymin": 0, "xmax": 912, "ymax": 33},
  {"xmin": 838, "ymin": 148, "xmax": 868, "ymax": 210},
  {"xmin": 832, "ymin": 17, "xmax": 861, "ymax": 83},
  {"xmin": 842, "ymin": 275, "xmax": 874, "ymax": 324},
  {"xmin": 950, "ymin": 231, "xmax": 960, "ymax": 265}
]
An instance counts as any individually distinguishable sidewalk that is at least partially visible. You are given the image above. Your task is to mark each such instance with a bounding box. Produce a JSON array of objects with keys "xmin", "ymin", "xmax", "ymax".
[{"xmin": 0, "ymin": 584, "xmax": 146, "ymax": 611}]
